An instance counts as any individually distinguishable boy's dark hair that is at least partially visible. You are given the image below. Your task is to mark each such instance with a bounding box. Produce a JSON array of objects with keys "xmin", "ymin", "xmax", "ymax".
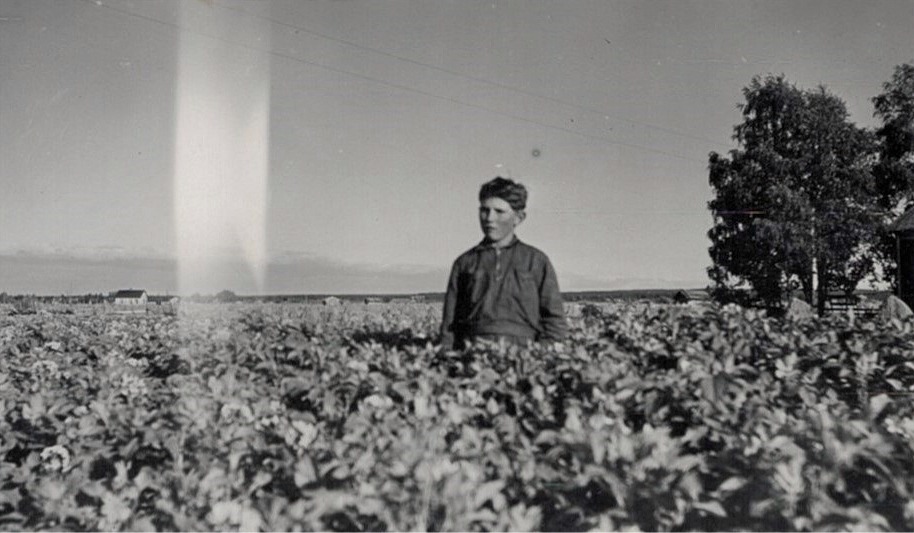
[{"xmin": 479, "ymin": 177, "xmax": 527, "ymax": 211}]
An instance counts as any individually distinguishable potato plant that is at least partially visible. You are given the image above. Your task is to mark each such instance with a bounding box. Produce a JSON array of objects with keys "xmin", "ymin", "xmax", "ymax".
[{"xmin": 2, "ymin": 302, "xmax": 914, "ymax": 531}]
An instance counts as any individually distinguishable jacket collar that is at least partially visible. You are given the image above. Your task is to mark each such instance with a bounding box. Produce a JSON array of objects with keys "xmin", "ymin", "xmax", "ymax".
[{"xmin": 474, "ymin": 235, "xmax": 520, "ymax": 251}]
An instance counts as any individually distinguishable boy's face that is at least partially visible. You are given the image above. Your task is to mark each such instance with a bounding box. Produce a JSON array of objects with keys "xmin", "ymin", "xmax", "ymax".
[{"xmin": 479, "ymin": 196, "xmax": 525, "ymax": 245}]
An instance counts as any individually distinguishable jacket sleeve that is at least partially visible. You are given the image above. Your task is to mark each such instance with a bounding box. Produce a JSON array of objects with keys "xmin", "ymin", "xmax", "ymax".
[
  {"xmin": 539, "ymin": 257, "xmax": 567, "ymax": 341},
  {"xmin": 440, "ymin": 261, "xmax": 459, "ymax": 349}
]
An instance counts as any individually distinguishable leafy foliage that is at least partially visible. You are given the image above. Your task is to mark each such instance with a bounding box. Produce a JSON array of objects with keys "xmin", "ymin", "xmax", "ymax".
[
  {"xmin": 4, "ymin": 302, "xmax": 914, "ymax": 531},
  {"xmin": 872, "ymin": 62, "xmax": 914, "ymax": 288},
  {"xmin": 708, "ymin": 75, "xmax": 878, "ymax": 312}
]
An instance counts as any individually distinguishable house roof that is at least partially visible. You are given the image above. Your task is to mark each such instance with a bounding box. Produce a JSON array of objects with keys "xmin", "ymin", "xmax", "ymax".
[
  {"xmin": 673, "ymin": 289, "xmax": 710, "ymax": 301},
  {"xmin": 889, "ymin": 208, "xmax": 914, "ymax": 233},
  {"xmin": 114, "ymin": 289, "xmax": 147, "ymax": 298}
]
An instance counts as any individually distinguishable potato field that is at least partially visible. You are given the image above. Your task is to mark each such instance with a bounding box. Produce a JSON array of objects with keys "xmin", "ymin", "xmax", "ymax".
[{"xmin": 3, "ymin": 301, "xmax": 914, "ymax": 531}]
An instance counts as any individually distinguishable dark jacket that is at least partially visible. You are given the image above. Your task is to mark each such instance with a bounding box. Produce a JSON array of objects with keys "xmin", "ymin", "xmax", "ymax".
[{"xmin": 440, "ymin": 237, "xmax": 567, "ymax": 348}]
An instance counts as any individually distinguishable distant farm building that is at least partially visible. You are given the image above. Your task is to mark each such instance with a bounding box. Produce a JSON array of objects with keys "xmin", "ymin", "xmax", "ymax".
[
  {"xmin": 673, "ymin": 289, "xmax": 710, "ymax": 304},
  {"xmin": 147, "ymin": 295, "xmax": 180, "ymax": 316},
  {"xmin": 113, "ymin": 289, "xmax": 148, "ymax": 305},
  {"xmin": 322, "ymin": 296, "xmax": 341, "ymax": 306},
  {"xmin": 148, "ymin": 295, "xmax": 180, "ymax": 305},
  {"xmin": 364, "ymin": 297, "xmax": 383, "ymax": 304}
]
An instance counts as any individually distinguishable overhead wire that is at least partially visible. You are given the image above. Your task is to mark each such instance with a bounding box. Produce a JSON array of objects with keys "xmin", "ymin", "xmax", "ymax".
[
  {"xmin": 77, "ymin": 0, "xmax": 708, "ymax": 164},
  {"xmin": 214, "ymin": 1, "xmax": 731, "ymax": 150}
]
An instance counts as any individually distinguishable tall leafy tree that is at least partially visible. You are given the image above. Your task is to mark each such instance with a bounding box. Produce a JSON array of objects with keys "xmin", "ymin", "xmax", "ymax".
[
  {"xmin": 708, "ymin": 75, "xmax": 877, "ymax": 313},
  {"xmin": 872, "ymin": 62, "xmax": 914, "ymax": 289}
]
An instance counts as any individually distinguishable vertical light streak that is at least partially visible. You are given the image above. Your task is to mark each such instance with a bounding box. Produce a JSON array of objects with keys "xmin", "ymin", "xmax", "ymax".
[{"xmin": 173, "ymin": 2, "xmax": 270, "ymax": 295}]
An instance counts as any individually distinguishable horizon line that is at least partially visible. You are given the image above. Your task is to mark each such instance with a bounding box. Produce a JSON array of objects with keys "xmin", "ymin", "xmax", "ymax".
[{"xmin": 3, "ymin": 287, "xmax": 715, "ymax": 298}]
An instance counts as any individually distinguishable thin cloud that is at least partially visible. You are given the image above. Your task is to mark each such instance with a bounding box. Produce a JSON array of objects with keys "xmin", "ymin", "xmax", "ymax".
[
  {"xmin": 0, "ymin": 247, "xmax": 706, "ymax": 295},
  {"xmin": 0, "ymin": 249, "xmax": 177, "ymax": 295}
]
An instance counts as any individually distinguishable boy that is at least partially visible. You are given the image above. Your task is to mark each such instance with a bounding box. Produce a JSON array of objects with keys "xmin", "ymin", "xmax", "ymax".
[{"xmin": 440, "ymin": 177, "xmax": 567, "ymax": 349}]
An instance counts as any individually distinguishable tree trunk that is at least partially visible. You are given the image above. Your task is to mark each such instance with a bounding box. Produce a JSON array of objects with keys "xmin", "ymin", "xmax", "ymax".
[
  {"xmin": 815, "ymin": 270, "xmax": 827, "ymax": 316},
  {"xmin": 802, "ymin": 272, "xmax": 814, "ymax": 306}
]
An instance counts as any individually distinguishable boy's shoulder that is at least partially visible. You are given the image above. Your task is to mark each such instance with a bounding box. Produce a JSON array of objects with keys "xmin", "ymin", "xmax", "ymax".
[
  {"xmin": 514, "ymin": 240, "xmax": 550, "ymax": 258},
  {"xmin": 452, "ymin": 244, "xmax": 481, "ymax": 266}
]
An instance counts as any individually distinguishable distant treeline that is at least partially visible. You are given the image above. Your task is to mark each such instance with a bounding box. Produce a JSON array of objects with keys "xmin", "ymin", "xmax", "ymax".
[
  {"xmin": 207, "ymin": 289, "xmax": 707, "ymax": 303},
  {"xmin": 0, "ymin": 289, "xmax": 698, "ymax": 304},
  {"xmin": 151, "ymin": 289, "xmax": 714, "ymax": 304},
  {"xmin": 0, "ymin": 293, "xmax": 110, "ymax": 304},
  {"xmin": 3, "ymin": 288, "xmax": 894, "ymax": 307}
]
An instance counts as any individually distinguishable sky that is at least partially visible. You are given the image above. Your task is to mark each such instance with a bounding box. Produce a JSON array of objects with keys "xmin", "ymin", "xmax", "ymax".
[{"xmin": 1, "ymin": 0, "xmax": 912, "ymax": 295}]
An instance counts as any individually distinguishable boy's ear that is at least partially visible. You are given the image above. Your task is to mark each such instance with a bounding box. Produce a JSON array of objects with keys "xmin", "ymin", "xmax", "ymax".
[{"xmin": 515, "ymin": 210, "xmax": 526, "ymax": 224}]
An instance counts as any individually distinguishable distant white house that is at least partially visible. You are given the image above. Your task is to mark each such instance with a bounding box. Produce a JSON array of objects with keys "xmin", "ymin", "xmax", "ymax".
[
  {"xmin": 113, "ymin": 289, "xmax": 148, "ymax": 305},
  {"xmin": 322, "ymin": 296, "xmax": 341, "ymax": 306}
]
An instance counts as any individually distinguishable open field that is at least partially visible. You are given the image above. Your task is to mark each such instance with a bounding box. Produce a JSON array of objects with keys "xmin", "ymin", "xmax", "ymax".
[{"xmin": 3, "ymin": 301, "xmax": 914, "ymax": 531}]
